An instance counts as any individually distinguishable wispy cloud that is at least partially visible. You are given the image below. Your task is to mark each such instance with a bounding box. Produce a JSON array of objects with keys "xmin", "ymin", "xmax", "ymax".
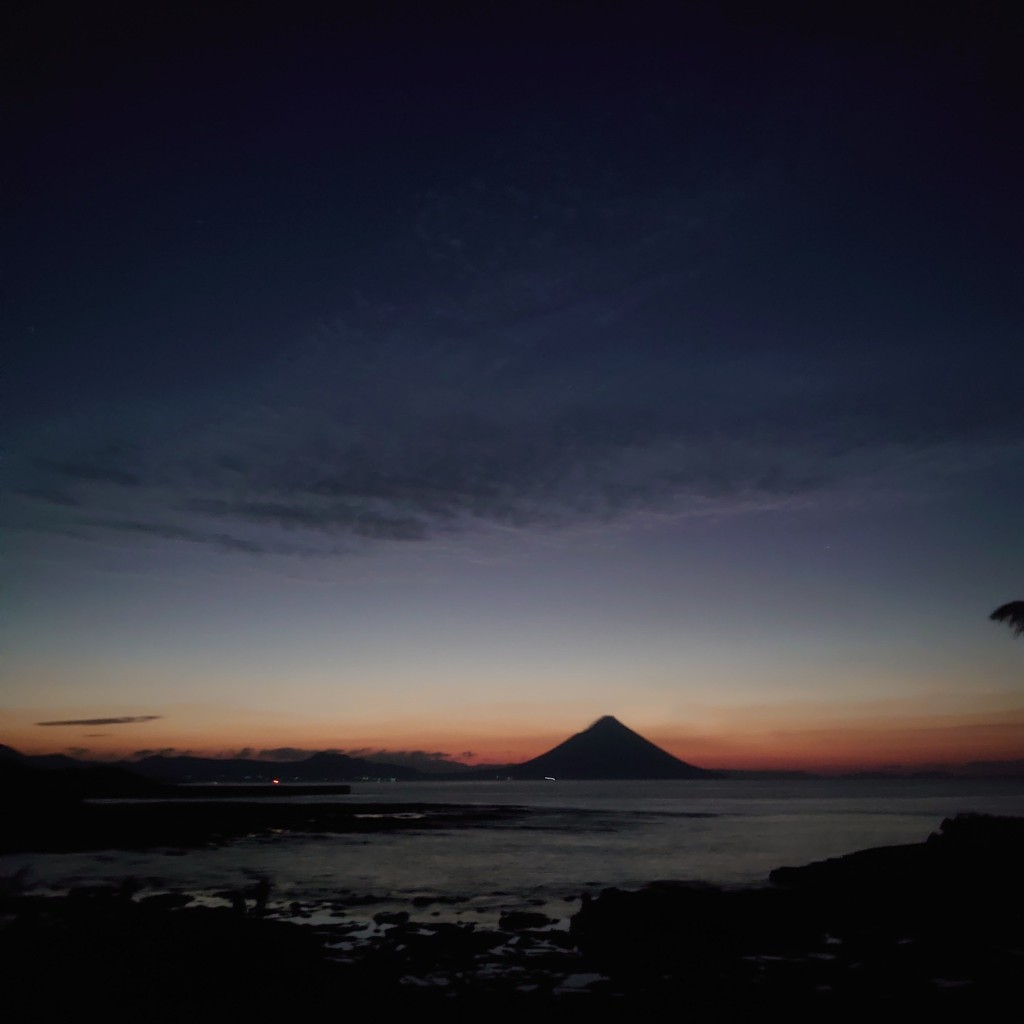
[
  {"xmin": 343, "ymin": 748, "xmax": 474, "ymax": 771},
  {"xmin": 32, "ymin": 451, "xmax": 143, "ymax": 488},
  {"xmin": 6, "ymin": 157, "xmax": 1022, "ymax": 561},
  {"xmin": 99, "ymin": 520, "xmax": 270, "ymax": 554},
  {"xmin": 241, "ymin": 746, "xmax": 475, "ymax": 770},
  {"xmin": 252, "ymin": 747, "xmax": 320, "ymax": 761},
  {"xmin": 37, "ymin": 715, "xmax": 162, "ymax": 726}
]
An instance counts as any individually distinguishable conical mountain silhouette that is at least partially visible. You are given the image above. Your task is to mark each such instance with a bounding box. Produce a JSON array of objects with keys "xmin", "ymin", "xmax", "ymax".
[{"xmin": 507, "ymin": 716, "xmax": 720, "ymax": 780}]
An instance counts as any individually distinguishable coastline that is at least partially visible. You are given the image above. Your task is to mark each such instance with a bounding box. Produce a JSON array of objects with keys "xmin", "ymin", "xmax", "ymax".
[{"xmin": 3, "ymin": 800, "xmax": 1023, "ymax": 1021}]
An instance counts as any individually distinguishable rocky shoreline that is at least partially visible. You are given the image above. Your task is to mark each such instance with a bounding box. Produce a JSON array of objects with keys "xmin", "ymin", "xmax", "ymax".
[{"xmin": 3, "ymin": 811, "xmax": 1022, "ymax": 1021}]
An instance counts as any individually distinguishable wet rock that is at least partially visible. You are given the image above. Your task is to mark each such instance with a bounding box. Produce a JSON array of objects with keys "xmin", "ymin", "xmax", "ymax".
[
  {"xmin": 498, "ymin": 910, "xmax": 553, "ymax": 930},
  {"xmin": 374, "ymin": 909, "xmax": 411, "ymax": 925}
]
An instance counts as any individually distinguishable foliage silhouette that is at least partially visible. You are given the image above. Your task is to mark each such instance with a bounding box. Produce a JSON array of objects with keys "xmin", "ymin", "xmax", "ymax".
[{"xmin": 990, "ymin": 601, "xmax": 1024, "ymax": 638}]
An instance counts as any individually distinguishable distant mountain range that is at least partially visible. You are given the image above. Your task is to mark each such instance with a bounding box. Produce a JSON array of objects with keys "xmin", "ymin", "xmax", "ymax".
[{"xmin": 3, "ymin": 715, "xmax": 1022, "ymax": 790}]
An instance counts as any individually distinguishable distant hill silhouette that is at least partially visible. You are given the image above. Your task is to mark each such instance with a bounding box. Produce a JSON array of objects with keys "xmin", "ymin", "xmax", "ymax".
[
  {"xmin": 0, "ymin": 745, "xmax": 429, "ymax": 786},
  {"xmin": 501, "ymin": 716, "xmax": 721, "ymax": 780},
  {"xmin": 124, "ymin": 750, "xmax": 427, "ymax": 784}
]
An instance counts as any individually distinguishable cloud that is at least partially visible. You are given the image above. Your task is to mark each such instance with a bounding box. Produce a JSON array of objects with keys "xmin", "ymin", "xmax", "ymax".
[
  {"xmin": 32, "ymin": 452, "xmax": 142, "ymax": 488},
  {"xmin": 246, "ymin": 746, "xmax": 470, "ymax": 770},
  {"xmin": 12, "ymin": 340, "xmax": 1021, "ymax": 561},
  {"xmin": 99, "ymin": 519, "xmax": 271, "ymax": 554},
  {"xmin": 6, "ymin": 150, "xmax": 1022, "ymax": 562},
  {"xmin": 254, "ymin": 747, "xmax": 319, "ymax": 761},
  {"xmin": 343, "ymin": 748, "xmax": 474, "ymax": 771},
  {"xmin": 18, "ymin": 487, "xmax": 81, "ymax": 507},
  {"xmin": 187, "ymin": 499, "xmax": 427, "ymax": 542},
  {"xmin": 37, "ymin": 715, "xmax": 162, "ymax": 726}
]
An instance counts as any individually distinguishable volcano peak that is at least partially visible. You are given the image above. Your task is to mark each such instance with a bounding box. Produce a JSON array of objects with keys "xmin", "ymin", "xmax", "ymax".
[{"xmin": 508, "ymin": 715, "xmax": 719, "ymax": 780}]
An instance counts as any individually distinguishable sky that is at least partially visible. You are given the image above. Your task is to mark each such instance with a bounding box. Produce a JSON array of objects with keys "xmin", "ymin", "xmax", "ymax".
[{"xmin": 3, "ymin": 1, "xmax": 1022, "ymax": 772}]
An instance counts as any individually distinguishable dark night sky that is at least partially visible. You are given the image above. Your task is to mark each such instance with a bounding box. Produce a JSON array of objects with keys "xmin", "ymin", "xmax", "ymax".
[{"xmin": 3, "ymin": 1, "xmax": 1022, "ymax": 769}]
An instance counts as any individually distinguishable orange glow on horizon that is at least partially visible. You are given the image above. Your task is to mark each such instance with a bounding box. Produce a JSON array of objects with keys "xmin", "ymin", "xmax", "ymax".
[{"xmin": 4, "ymin": 707, "xmax": 1023, "ymax": 774}]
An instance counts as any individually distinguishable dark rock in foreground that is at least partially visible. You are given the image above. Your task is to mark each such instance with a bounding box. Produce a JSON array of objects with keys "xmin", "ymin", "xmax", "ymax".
[{"xmin": 570, "ymin": 813, "xmax": 1024, "ymax": 1016}]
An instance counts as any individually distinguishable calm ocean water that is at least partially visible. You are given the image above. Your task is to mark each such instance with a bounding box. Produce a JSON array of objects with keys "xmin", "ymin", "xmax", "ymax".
[{"xmin": 7, "ymin": 778, "xmax": 1024, "ymax": 925}]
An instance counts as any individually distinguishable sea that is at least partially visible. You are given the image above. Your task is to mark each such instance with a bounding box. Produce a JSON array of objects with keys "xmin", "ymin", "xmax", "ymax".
[{"xmin": 6, "ymin": 777, "xmax": 1024, "ymax": 929}]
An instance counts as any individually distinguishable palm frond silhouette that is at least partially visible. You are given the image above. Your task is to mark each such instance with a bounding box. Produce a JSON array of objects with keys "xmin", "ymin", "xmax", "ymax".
[{"xmin": 990, "ymin": 601, "xmax": 1024, "ymax": 638}]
